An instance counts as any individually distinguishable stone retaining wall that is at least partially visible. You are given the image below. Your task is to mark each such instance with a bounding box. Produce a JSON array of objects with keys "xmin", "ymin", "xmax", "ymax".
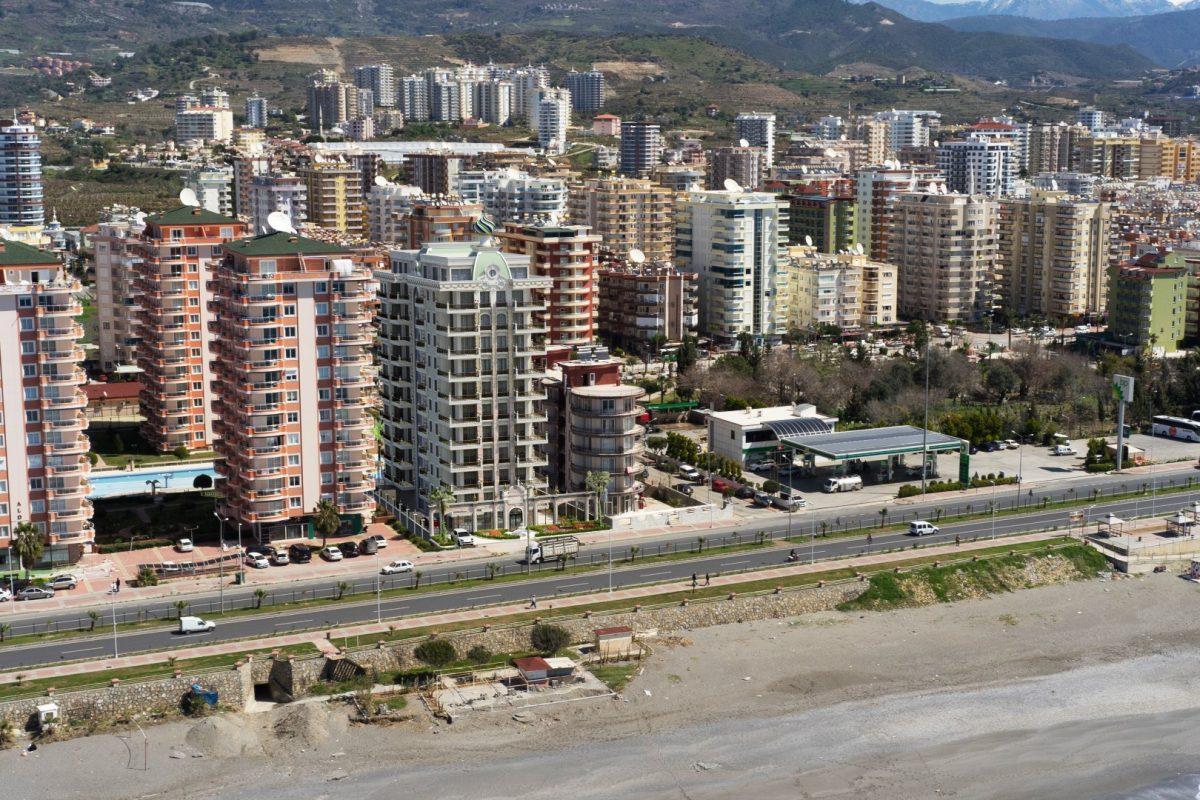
[{"xmin": 0, "ymin": 660, "xmax": 254, "ymax": 732}]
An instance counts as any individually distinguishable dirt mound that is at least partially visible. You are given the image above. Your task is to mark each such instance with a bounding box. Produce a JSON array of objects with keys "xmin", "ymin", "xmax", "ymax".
[
  {"xmin": 185, "ymin": 716, "xmax": 262, "ymax": 758},
  {"xmin": 267, "ymin": 703, "xmax": 348, "ymax": 753}
]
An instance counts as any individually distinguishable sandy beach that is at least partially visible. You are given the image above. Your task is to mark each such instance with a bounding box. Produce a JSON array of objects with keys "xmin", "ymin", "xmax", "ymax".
[{"xmin": 7, "ymin": 573, "xmax": 1200, "ymax": 799}]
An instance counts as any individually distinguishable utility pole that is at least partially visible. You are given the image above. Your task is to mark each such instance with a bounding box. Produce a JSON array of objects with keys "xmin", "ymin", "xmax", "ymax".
[{"xmin": 921, "ymin": 329, "xmax": 931, "ymax": 495}]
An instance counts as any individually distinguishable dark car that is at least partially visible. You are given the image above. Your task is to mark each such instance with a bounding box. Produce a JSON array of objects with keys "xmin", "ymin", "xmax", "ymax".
[
  {"xmin": 672, "ymin": 482, "xmax": 694, "ymax": 496},
  {"xmin": 359, "ymin": 537, "xmax": 379, "ymax": 555},
  {"xmin": 246, "ymin": 544, "xmax": 272, "ymax": 558},
  {"xmin": 982, "ymin": 441, "xmax": 1003, "ymax": 452},
  {"xmin": 734, "ymin": 485, "xmax": 756, "ymax": 500},
  {"xmin": 288, "ymin": 543, "xmax": 313, "ymax": 563},
  {"xmin": 338, "ymin": 541, "xmax": 360, "ymax": 558}
]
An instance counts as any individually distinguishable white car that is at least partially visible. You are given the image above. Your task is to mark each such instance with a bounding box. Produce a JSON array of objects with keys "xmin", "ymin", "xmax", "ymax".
[
  {"xmin": 320, "ymin": 546, "xmax": 343, "ymax": 562},
  {"xmin": 366, "ymin": 534, "xmax": 389, "ymax": 549},
  {"xmin": 245, "ymin": 553, "xmax": 270, "ymax": 569},
  {"xmin": 175, "ymin": 538, "xmax": 194, "ymax": 553},
  {"xmin": 269, "ymin": 547, "xmax": 289, "ymax": 566},
  {"xmin": 746, "ymin": 460, "xmax": 772, "ymax": 472},
  {"xmin": 1051, "ymin": 444, "xmax": 1076, "ymax": 456},
  {"xmin": 0, "ymin": 587, "xmax": 10, "ymax": 602},
  {"xmin": 452, "ymin": 528, "xmax": 476, "ymax": 547},
  {"xmin": 380, "ymin": 559, "xmax": 414, "ymax": 575},
  {"xmin": 678, "ymin": 464, "xmax": 701, "ymax": 481},
  {"xmin": 909, "ymin": 520, "xmax": 939, "ymax": 537}
]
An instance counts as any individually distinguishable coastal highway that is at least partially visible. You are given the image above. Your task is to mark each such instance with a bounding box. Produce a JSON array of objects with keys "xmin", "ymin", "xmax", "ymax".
[{"xmin": 0, "ymin": 480, "xmax": 1196, "ymax": 670}]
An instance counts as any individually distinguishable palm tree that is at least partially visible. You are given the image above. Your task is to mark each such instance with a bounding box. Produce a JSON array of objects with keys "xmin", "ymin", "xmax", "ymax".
[
  {"xmin": 312, "ymin": 499, "xmax": 341, "ymax": 548},
  {"xmin": 12, "ymin": 521, "xmax": 43, "ymax": 579},
  {"xmin": 253, "ymin": 588, "xmax": 267, "ymax": 609},
  {"xmin": 428, "ymin": 485, "xmax": 455, "ymax": 536},
  {"xmin": 584, "ymin": 471, "xmax": 610, "ymax": 522},
  {"xmin": 486, "ymin": 562, "xmax": 499, "ymax": 581},
  {"xmin": 87, "ymin": 610, "xmax": 99, "ymax": 632},
  {"xmin": 173, "ymin": 600, "xmax": 188, "ymax": 620},
  {"xmin": 0, "ymin": 623, "xmax": 8, "ymax": 642},
  {"xmin": 335, "ymin": 581, "xmax": 350, "ymax": 600}
]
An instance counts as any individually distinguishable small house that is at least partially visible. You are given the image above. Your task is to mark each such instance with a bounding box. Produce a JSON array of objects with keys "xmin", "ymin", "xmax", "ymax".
[
  {"xmin": 594, "ymin": 626, "xmax": 635, "ymax": 660},
  {"xmin": 513, "ymin": 656, "xmax": 551, "ymax": 684}
]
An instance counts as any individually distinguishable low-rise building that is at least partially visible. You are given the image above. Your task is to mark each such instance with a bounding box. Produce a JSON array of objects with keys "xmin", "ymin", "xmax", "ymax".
[
  {"xmin": 706, "ymin": 404, "xmax": 835, "ymax": 466},
  {"xmin": 1107, "ymin": 253, "xmax": 1188, "ymax": 353}
]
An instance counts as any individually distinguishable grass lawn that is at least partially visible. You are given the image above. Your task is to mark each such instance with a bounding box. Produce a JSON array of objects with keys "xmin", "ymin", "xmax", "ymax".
[{"xmin": 590, "ymin": 662, "xmax": 641, "ymax": 692}]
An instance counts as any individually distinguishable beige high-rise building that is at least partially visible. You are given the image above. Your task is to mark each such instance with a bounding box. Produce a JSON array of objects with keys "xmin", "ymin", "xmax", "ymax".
[
  {"xmin": 853, "ymin": 118, "xmax": 891, "ymax": 164},
  {"xmin": 778, "ymin": 245, "xmax": 897, "ymax": 332},
  {"xmin": 1070, "ymin": 135, "xmax": 1140, "ymax": 178},
  {"xmin": 1027, "ymin": 122, "xmax": 1079, "ymax": 175},
  {"xmin": 299, "ymin": 159, "xmax": 363, "ymax": 237},
  {"xmin": 90, "ymin": 206, "xmax": 144, "ymax": 371},
  {"xmin": 568, "ymin": 176, "xmax": 673, "ymax": 262},
  {"xmin": 997, "ymin": 190, "xmax": 1112, "ymax": 321},
  {"xmin": 891, "ymin": 192, "xmax": 999, "ymax": 323}
]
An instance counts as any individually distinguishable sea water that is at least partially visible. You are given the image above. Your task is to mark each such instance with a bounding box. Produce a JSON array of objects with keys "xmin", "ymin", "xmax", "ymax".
[{"xmin": 1100, "ymin": 774, "xmax": 1200, "ymax": 800}]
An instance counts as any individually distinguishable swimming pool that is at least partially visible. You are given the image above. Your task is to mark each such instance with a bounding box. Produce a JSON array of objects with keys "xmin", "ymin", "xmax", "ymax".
[{"xmin": 88, "ymin": 464, "xmax": 218, "ymax": 499}]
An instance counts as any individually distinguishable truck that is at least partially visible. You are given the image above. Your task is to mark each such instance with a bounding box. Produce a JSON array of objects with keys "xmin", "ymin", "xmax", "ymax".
[
  {"xmin": 525, "ymin": 534, "xmax": 580, "ymax": 564},
  {"xmin": 822, "ymin": 475, "xmax": 863, "ymax": 493}
]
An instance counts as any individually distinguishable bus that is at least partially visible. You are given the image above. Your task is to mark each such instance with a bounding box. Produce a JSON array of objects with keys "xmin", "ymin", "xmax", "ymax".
[{"xmin": 1151, "ymin": 415, "xmax": 1200, "ymax": 443}]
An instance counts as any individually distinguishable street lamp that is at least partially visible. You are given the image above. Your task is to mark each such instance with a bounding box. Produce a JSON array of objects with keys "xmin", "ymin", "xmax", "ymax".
[{"xmin": 1010, "ymin": 431, "xmax": 1023, "ymax": 511}]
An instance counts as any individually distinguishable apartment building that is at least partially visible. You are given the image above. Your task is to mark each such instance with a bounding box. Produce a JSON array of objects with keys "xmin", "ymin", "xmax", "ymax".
[
  {"xmin": 307, "ymin": 80, "xmax": 359, "ymax": 130},
  {"xmin": 299, "ymin": 159, "xmax": 363, "ymax": 237},
  {"xmin": 365, "ymin": 183, "xmax": 425, "ymax": 244},
  {"xmin": 499, "ymin": 222, "xmax": 600, "ymax": 347},
  {"xmin": 873, "ymin": 110, "xmax": 940, "ymax": 151},
  {"xmin": 890, "ymin": 192, "xmax": 999, "ymax": 323},
  {"xmin": 376, "ymin": 241, "xmax": 551, "ymax": 530},
  {"xmin": 1107, "ymin": 255, "xmax": 1188, "ymax": 353},
  {"xmin": 1071, "ymin": 135, "xmax": 1140, "ymax": 179},
  {"xmin": 0, "ymin": 121, "xmax": 43, "ymax": 231},
  {"xmin": 674, "ymin": 188, "xmax": 788, "ymax": 345},
  {"xmin": 454, "ymin": 169, "xmax": 568, "ymax": 225},
  {"xmin": 565, "ymin": 70, "xmax": 605, "ymax": 112},
  {"xmin": 852, "ymin": 117, "xmax": 891, "ymax": 164},
  {"xmin": 0, "ymin": 240, "xmax": 92, "ymax": 563},
  {"xmin": 183, "ymin": 167, "xmax": 234, "ymax": 216},
  {"xmin": 210, "ymin": 231, "xmax": 376, "ymax": 541},
  {"xmin": 543, "ymin": 349, "xmax": 644, "ymax": 515},
  {"xmin": 786, "ymin": 193, "xmax": 856, "ymax": 253},
  {"xmin": 247, "ymin": 174, "xmax": 308, "ymax": 235},
  {"xmin": 91, "ymin": 206, "xmax": 144, "ymax": 371},
  {"xmin": 536, "ymin": 88, "xmax": 571, "ymax": 155},
  {"xmin": 399, "ymin": 200, "xmax": 483, "ymax": 248},
  {"xmin": 245, "ymin": 96, "xmax": 268, "ymax": 128},
  {"xmin": 707, "ymin": 146, "xmax": 767, "ymax": 191},
  {"xmin": 232, "ymin": 153, "xmax": 271, "ymax": 219},
  {"xmin": 619, "ymin": 121, "xmax": 663, "ymax": 177},
  {"xmin": 778, "ymin": 244, "xmax": 896, "ymax": 331},
  {"xmin": 735, "ymin": 112, "xmax": 776, "ymax": 167},
  {"xmin": 405, "ymin": 151, "xmax": 465, "ymax": 195},
  {"xmin": 853, "ymin": 166, "xmax": 944, "ymax": 262},
  {"xmin": 1028, "ymin": 122, "xmax": 1079, "ymax": 175},
  {"xmin": 937, "ymin": 138, "xmax": 1013, "ymax": 197},
  {"xmin": 354, "ymin": 64, "xmax": 395, "ymax": 107},
  {"xmin": 568, "ymin": 176, "xmax": 673, "ymax": 262},
  {"xmin": 174, "ymin": 103, "xmax": 234, "ymax": 146},
  {"xmin": 134, "ymin": 206, "xmax": 249, "ymax": 453},
  {"xmin": 472, "ymin": 79, "xmax": 513, "ymax": 125},
  {"xmin": 997, "ymin": 190, "xmax": 1112, "ymax": 321},
  {"xmin": 596, "ymin": 262, "xmax": 698, "ymax": 350}
]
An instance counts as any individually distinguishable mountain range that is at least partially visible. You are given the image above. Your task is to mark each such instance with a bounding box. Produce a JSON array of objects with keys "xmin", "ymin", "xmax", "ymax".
[
  {"xmin": 858, "ymin": 0, "xmax": 1194, "ymax": 21},
  {"xmin": 0, "ymin": 0, "xmax": 1157, "ymax": 82}
]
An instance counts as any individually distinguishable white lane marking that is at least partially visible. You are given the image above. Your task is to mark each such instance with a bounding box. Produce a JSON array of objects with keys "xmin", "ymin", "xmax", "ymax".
[
  {"xmin": 61, "ymin": 646, "xmax": 103, "ymax": 655},
  {"xmin": 471, "ymin": 594, "xmax": 501, "ymax": 601},
  {"xmin": 556, "ymin": 582, "xmax": 588, "ymax": 590},
  {"xmin": 641, "ymin": 570, "xmax": 670, "ymax": 577},
  {"xmin": 723, "ymin": 559, "xmax": 752, "ymax": 566}
]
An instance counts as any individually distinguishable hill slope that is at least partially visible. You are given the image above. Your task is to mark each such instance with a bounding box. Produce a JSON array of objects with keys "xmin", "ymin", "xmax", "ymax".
[
  {"xmin": 860, "ymin": 0, "xmax": 1181, "ymax": 21},
  {"xmin": 944, "ymin": 6, "xmax": 1200, "ymax": 67},
  {"xmin": 0, "ymin": 0, "xmax": 1155, "ymax": 82}
]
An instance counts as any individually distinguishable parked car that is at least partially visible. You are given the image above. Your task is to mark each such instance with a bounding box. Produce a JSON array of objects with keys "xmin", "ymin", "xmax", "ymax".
[
  {"xmin": 269, "ymin": 547, "xmax": 290, "ymax": 566},
  {"xmin": 320, "ymin": 545, "xmax": 343, "ymax": 562},
  {"xmin": 772, "ymin": 495, "xmax": 807, "ymax": 511},
  {"xmin": 734, "ymin": 485, "xmax": 756, "ymax": 500},
  {"xmin": 380, "ymin": 559, "xmax": 414, "ymax": 575},
  {"xmin": 338, "ymin": 541, "xmax": 360, "ymax": 558},
  {"xmin": 47, "ymin": 574, "xmax": 77, "ymax": 590},
  {"xmin": 711, "ymin": 476, "xmax": 736, "ymax": 494},
  {"xmin": 246, "ymin": 544, "xmax": 272, "ymax": 558},
  {"xmin": 1051, "ymin": 444, "xmax": 1076, "ymax": 456},
  {"xmin": 15, "ymin": 586, "xmax": 54, "ymax": 601},
  {"xmin": 244, "ymin": 553, "xmax": 270, "ymax": 569},
  {"xmin": 672, "ymin": 482, "xmax": 694, "ymax": 496},
  {"xmin": 678, "ymin": 464, "xmax": 701, "ymax": 481},
  {"xmin": 0, "ymin": 587, "xmax": 11, "ymax": 602},
  {"xmin": 289, "ymin": 543, "xmax": 313, "ymax": 563},
  {"xmin": 359, "ymin": 537, "xmax": 379, "ymax": 555},
  {"xmin": 452, "ymin": 528, "xmax": 476, "ymax": 547},
  {"xmin": 753, "ymin": 490, "xmax": 773, "ymax": 507},
  {"xmin": 909, "ymin": 520, "xmax": 939, "ymax": 537},
  {"xmin": 179, "ymin": 615, "xmax": 215, "ymax": 634},
  {"xmin": 982, "ymin": 441, "xmax": 1002, "ymax": 453},
  {"xmin": 746, "ymin": 459, "xmax": 773, "ymax": 472},
  {"xmin": 1003, "ymin": 439, "xmax": 1020, "ymax": 450},
  {"xmin": 175, "ymin": 538, "xmax": 194, "ymax": 553},
  {"xmin": 365, "ymin": 534, "xmax": 389, "ymax": 549}
]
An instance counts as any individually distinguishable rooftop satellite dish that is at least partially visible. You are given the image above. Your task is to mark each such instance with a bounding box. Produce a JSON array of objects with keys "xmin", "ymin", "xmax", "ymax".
[
  {"xmin": 738, "ymin": 138, "xmax": 750, "ymax": 148},
  {"xmin": 266, "ymin": 211, "xmax": 296, "ymax": 234},
  {"xmin": 934, "ymin": 140, "xmax": 940, "ymax": 148},
  {"xmin": 179, "ymin": 187, "xmax": 199, "ymax": 207},
  {"xmin": 804, "ymin": 235, "xmax": 813, "ymax": 247},
  {"xmin": 0, "ymin": 226, "xmax": 10, "ymax": 240},
  {"xmin": 133, "ymin": 211, "xmax": 148, "ymax": 228},
  {"xmin": 629, "ymin": 247, "xmax": 646, "ymax": 264},
  {"xmin": 723, "ymin": 178, "xmax": 743, "ymax": 193},
  {"xmin": 1050, "ymin": 179, "xmax": 1059, "ymax": 191},
  {"xmin": 374, "ymin": 174, "xmax": 390, "ymax": 187},
  {"xmin": 855, "ymin": 243, "xmax": 864, "ymax": 255},
  {"xmin": 800, "ymin": 166, "xmax": 808, "ymax": 174}
]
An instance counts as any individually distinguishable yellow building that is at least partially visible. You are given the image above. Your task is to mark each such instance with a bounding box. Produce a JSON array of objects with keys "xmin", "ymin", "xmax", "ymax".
[
  {"xmin": 299, "ymin": 159, "xmax": 363, "ymax": 236},
  {"xmin": 778, "ymin": 244, "xmax": 897, "ymax": 332}
]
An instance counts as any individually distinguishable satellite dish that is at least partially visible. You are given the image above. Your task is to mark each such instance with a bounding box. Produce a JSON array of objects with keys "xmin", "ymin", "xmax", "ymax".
[
  {"xmin": 629, "ymin": 248, "xmax": 646, "ymax": 264},
  {"xmin": 855, "ymin": 243, "xmax": 864, "ymax": 255},
  {"xmin": 804, "ymin": 235, "xmax": 813, "ymax": 247},
  {"xmin": 723, "ymin": 178, "xmax": 743, "ymax": 193},
  {"xmin": 738, "ymin": 138, "xmax": 750, "ymax": 148},
  {"xmin": 800, "ymin": 166, "xmax": 808, "ymax": 174},
  {"xmin": 1050, "ymin": 179, "xmax": 1059, "ymax": 191},
  {"xmin": 133, "ymin": 211, "xmax": 147, "ymax": 227},
  {"xmin": 266, "ymin": 211, "xmax": 296, "ymax": 234},
  {"xmin": 934, "ymin": 140, "xmax": 940, "ymax": 148},
  {"xmin": 0, "ymin": 226, "xmax": 10, "ymax": 240},
  {"xmin": 179, "ymin": 187, "xmax": 199, "ymax": 207},
  {"xmin": 374, "ymin": 174, "xmax": 390, "ymax": 187}
]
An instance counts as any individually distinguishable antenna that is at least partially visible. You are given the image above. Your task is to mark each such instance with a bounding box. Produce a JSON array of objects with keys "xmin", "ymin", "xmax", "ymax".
[
  {"xmin": 179, "ymin": 187, "xmax": 199, "ymax": 207},
  {"xmin": 266, "ymin": 211, "xmax": 296, "ymax": 234},
  {"xmin": 738, "ymin": 138, "xmax": 750, "ymax": 148},
  {"xmin": 722, "ymin": 178, "xmax": 743, "ymax": 193},
  {"xmin": 804, "ymin": 235, "xmax": 813, "ymax": 247},
  {"xmin": 629, "ymin": 247, "xmax": 646, "ymax": 264}
]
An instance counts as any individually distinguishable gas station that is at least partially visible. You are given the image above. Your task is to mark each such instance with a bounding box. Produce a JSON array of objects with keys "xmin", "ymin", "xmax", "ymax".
[{"xmin": 778, "ymin": 425, "xmax": 971, "ymax": 484}]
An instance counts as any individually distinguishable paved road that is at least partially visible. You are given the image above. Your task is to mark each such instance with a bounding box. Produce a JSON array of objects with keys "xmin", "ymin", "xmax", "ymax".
[{"xmin": 0, "ymin": 477, "xmax": 1196, "ymax": 671}]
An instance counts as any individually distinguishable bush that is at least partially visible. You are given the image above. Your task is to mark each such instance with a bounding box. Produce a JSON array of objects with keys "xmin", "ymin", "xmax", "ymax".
[
  {"xmin": 86, "ymin": 451, "xmax": 99, "ymax": 466},
  {"xmin": 1085, "ymin": 461, "xmax": 1116, "ymax": 473},
  {"xmin": 897, "ymin": 484, "xmax": 921, "ymax": 498},
  {"xmin": 762, "ymin": 479, "xmax": 780, "ymax": 494},
  {"xmin": 180, "ymin": 691, "xmax": 210, "ymax": 717},
  {"xmin": 530, "ymin": 623, "xmax": 571, "ymax": 655},
  {"xmin": 413, "ymin": 638, "xmax": 457, "ymax": 668},
  {"xmin": 466, "ymin": 645, "xmax": 492, "ymax": 664},
  {"xmin": 136, "ymin": 566, "xmax": 159, "ymax": 587},
  {"xmin": 172, "ymin": 445, "xmax": 190, "ymax": 460},
  {"xmin": 96, "ymin": 537, "xmax": 172, "ymax": 554}
]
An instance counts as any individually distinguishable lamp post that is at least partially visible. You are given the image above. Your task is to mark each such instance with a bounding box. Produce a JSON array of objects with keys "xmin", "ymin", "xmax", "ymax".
[
  {"xmin": 111, "ymin": 589, "xmax": 119, "ymax": 659},
  {"xmin": 1011, "ymin": 431, "xmax": 1023, "ymax": 511}
]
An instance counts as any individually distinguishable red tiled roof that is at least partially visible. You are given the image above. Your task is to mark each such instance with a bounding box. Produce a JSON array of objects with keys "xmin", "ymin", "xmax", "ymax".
[
  {"xmin": 84, "ymin": 381, "xmax": 141, "ymax": 400},
  {"xmin": 513, "ymin": 656, "xmax": 550, "ymax": 672}
]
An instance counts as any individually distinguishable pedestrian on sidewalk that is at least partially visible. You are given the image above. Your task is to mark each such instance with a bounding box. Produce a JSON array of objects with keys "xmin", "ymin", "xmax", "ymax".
[
  {"xmin": 114, "ymin": 577, "xmax": 121, "ymax": 593},
  {"xmin": 954, "ymin": 533, "xmax": 961, "ymax": 546},
  {"xmin": 866, "ymin": 532, "xmax": 873, "ymax": 548},
  {"xmin": 529, "ymin": 595, "xmax": 537, "ymax": 609},
  {"xmin": 691, "ymin": 572, "xmax": 697, "ymax": 591},
  {"xmin": 704, "ymin": 572, "xmax": 710, "ymax": 586}
]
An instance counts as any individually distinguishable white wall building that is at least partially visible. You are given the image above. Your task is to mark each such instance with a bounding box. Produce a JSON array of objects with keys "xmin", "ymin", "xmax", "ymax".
[
  {"xmin": 735, "ymin": 112, "xmax": 777, "ymax": 167},
  {"xmin": 453, "ymin": 169, "xmax": 567, "ymax": 224},
  {"xmin": 536, "ymin": 88, "xmax": 571, "ymax": 155}
]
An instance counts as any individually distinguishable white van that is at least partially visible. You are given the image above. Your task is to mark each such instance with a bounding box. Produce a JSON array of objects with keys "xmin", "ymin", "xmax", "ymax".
[
  {"xmin": 179, "ymin": 616, "xmax": 215, "ymax": 634},
  {"xmin": 908, "ymin": 520, "xmax": 939, "ymax": 537},
  {"xmin": 823, "ymin": 475, "xmax": 863, "ymax": 493}
]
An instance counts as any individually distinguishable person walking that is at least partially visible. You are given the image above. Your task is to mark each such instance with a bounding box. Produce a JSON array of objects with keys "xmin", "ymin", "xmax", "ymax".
[
  {"xmin": 691, "ymin": 572, "xmax": 698, "ymax": 591},
  {"xmin": 114, "ymin": 577, "xmax": 121, "ymax": 593},
  {"xmin": 703, "ymin": 572, "xmax": 710, "ymax": 586},
  {"xmin": 954, "ymin": 533, "xmax": 961, "ymax": 547},
  {"xmin": 529, "ymin": 595, "xmax": 537, "ymax": 609}
]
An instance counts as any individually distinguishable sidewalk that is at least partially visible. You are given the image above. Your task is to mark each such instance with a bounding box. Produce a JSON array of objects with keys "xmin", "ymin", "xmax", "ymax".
[{"xmin": 0, "ymin": 531, "xmax": 1062, "ymax": 684}]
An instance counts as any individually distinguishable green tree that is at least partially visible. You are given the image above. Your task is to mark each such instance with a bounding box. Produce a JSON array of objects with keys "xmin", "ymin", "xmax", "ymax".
[
  {"xmin": 428, "ymin": 485, "xmax": 456, "ymax": 533},
  {"xmin": 467, "ymin": 645, "xmax": 492, "ymax": 664},
  {"xmin": 312, "ymin": 498, "xmax": 341, "ymax": 547},
  {"xmin": 253, "ymin": 588, "xmax": 267, "ymax": 609},
  {"xmin": 676, "ymin": 334, "xmax": 699, "ymax": 374},
  {"xmin": 173, "ymin": 600, "xmax": 189, "ymax": 620},
  {"xmin": 531, "ymin": 623, "xmax": 571, "ymax": 655},
  {"xmin": 13, "ymin": 521, "xmax": 43, "ymax": 578},
  {"xmin": 985, "ymin": 362, "xmax": 1020, "ymax": 403},
  {"xmin": 87, "ymin": 610, "xmax": 99, "ymax": 632},
  {"xmin": 413, "ymin": 638, "xmax": 456, "ymax": 668},
  {"xmin": 336, "ymin": 581, "xmax": 350, "ymax": 600},
  {"xmin": 584, "ymin": 470, "xmax": 611, "ymax": 521}
]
